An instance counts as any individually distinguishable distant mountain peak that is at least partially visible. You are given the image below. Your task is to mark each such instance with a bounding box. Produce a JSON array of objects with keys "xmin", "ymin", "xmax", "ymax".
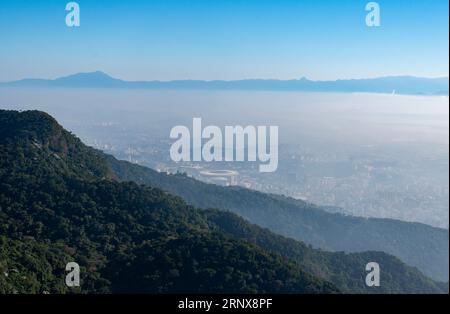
[{"xmin": 56, "ymin": 71, "xmax": 119, "ymax": 81}]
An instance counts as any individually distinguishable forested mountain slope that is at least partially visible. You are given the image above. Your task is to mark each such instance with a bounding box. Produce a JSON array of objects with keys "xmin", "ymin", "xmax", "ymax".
[
  {"xmin": 0, "ymin": 110, "xmax": 446, "ymax": 293},
  {"xmin": 108, "ymin": 157, "xmax": 449, "ymax": 282}
]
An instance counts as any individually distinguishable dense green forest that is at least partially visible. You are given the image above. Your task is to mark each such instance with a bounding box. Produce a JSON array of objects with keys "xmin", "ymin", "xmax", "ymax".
[
  {"xmin": 0, "ymin": 110, "xmax": 447, "ymax": 294},
  {"xmin": 108, "ymin": 155, "xmax": 449, "ymax": 282}
]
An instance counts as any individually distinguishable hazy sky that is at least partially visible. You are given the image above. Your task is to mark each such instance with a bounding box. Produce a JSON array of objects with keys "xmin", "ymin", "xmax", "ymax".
[{"xmin": 0, "ymin": 0, "xmax": 448, "ymax": 81}]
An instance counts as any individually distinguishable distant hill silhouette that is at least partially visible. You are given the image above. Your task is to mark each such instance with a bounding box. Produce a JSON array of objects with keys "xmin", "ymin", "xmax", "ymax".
[{"xmin": 1, "ymin": 71, "xmax": 448, "ymax": 95}]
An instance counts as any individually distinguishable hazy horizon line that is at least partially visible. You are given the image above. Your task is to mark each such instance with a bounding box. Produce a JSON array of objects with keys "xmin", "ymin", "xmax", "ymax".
[{"xmin": 2, "ymin": 70, "xmax": 449, "ymax": 84}]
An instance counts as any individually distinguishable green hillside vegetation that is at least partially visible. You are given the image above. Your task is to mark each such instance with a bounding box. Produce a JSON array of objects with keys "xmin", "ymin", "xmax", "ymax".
[
  {"xmin": 0, "ymin": 110, "xmax": 447, "ymax": 294},
  {"xmin": 108, "ymin": 156, "xmax": 449, "ymax": 282},
  {"xmin": 204, "ymin": 210, "xmax": 448, "ymax": 293}
]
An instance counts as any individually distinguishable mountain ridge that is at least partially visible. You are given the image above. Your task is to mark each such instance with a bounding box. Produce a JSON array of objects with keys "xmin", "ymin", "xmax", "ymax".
[
  {"xmin": 108, "ymin": 155, "xmax": 449, "ymax": 282},
  {"xmin": 1, "ymin": 72, "xmax": 448, "ymax": 95}
]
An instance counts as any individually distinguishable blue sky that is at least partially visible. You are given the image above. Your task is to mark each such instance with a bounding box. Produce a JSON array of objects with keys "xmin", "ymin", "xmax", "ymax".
[{"xmin": 0, "ymin": 0, "xmax": 448, "ymax": 81}]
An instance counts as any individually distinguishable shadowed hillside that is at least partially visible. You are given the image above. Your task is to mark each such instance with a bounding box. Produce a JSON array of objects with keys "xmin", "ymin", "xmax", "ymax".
[{"xmin": 0, "ymin": 110, "xmax": 447, "ymax": 294}]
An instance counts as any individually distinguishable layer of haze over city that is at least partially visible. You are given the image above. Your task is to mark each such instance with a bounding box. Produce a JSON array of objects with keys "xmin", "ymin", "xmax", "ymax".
[{"xmin": 0, "ymin": 0, "xmax": 448, "ymax": 228}]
